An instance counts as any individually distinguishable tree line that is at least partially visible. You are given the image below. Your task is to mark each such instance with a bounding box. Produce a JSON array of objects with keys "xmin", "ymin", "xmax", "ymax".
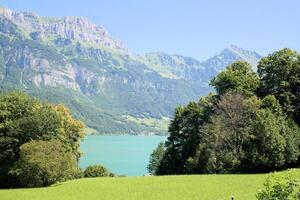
[{"xmin": 148, "ymin": 48, "xmax": 300, "ymax": 175}]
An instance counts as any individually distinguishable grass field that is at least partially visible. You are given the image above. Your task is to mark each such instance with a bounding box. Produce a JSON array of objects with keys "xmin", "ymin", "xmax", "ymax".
[{"xmin": 0, "ymin": 174, "xmax": 266, "ymax": 200}]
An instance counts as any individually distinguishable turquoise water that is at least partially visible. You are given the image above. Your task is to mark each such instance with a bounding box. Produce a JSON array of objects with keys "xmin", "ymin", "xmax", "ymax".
[{"xmin": 79, "ymin": 135, "xmax": 167, "ymax": 176}]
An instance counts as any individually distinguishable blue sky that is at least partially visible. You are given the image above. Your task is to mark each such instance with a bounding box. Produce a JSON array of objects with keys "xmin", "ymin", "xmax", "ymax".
[{"xmin": 1, "ymin": 0, "xmax": 299, "ymax": 60}]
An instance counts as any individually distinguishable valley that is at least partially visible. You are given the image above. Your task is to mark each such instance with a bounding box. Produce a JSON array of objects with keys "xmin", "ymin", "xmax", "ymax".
[{"xmin": 0, "ymin": 7, "xmax": 261, "ymax": 134}]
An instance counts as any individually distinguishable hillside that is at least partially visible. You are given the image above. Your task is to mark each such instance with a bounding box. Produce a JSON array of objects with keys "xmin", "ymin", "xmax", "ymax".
[
  {"xmin": 0, "ymin": 7, "xmax": 261, "ymax": 134},
  {"xmin": 0, "ymin": 174, "xmax": 266, "ymax": 200}
]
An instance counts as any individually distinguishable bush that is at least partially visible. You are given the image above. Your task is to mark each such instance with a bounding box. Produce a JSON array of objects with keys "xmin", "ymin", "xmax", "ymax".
[
  {"xmin": 84, "ymin": 165, "xmax": 114, "ymax": 178},
  {"xmin": 256, "ymin": 170, "xmax": 300, "ymax": 200},
  {"xmin": 9, "ymin": 140, "xmax": 80, "ymax": 188}
]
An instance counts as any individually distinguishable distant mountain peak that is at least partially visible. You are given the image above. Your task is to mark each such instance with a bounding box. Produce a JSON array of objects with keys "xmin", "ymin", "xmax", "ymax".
[
  {"xmin": 0, "ymin": 7, "xmax": 127, "ymax": 51},
  {"xmin": 227, "ymin": 44, "xmax": 245, "ymax": 51},
  {"xmin": 225, "ymin": 45, "xmax": 261, "ymax": 58},
  {"xmin": 197, "ymin": 46, "xmax": 261, "ymax": 82}
]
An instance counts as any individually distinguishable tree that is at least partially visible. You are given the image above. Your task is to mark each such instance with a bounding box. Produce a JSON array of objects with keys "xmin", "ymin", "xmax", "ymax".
[
  {"xmin": 9, "ymin": 140, "xmax": 79, "ymax": 188},
  {"xmin": 0, "ymin": 92, "xmax": 38, "ymax": 187},
  {"xmin": 210, "ymin": 61, "xmax": 260, "ymax": 96},
  {"xmin": 0, "ymin": 92, "xmax": 85, "ymax": 188},
  {"xmin": 53, "ymin": 104, "xmax": 85, "ymax": 161},
  {"xmin": 84, "ymin": 165, "xmax": 114, "ymax": 178},
  {"xmin": 147, "ymin": 142, "xmax": 165, "ymax": 175},
  {"xmin": 258, "ymin": 48, "xmax": 300, "ymax": 125},
  {"xmin": 156, "ymin": 94, "xmax": 215, "ymax": 175},
  {"xmin": 189, "ymin": 93, "xmax": 252, "ymax": 173},
  {"xmin": 243, "ymin": 109, "xmax": 293, "ymax": 172},
  {"xmin": 246, "ymin": 99, "xmax": 300, "ymax": 172},
  {"xmin": 185, "ymin": 93, "xmax": 300, "ymax": 174}
]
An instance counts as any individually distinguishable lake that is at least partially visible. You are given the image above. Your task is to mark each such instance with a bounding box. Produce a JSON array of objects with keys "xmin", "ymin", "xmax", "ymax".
[{"xmin": 80, "ymin": 135, "xmax": 167, "ymax": 176}]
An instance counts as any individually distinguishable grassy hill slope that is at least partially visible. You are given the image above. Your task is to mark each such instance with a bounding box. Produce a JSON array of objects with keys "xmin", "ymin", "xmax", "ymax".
[{"xmin": 0, "ymin": 174, "xmax": 266, "ymax": 200}]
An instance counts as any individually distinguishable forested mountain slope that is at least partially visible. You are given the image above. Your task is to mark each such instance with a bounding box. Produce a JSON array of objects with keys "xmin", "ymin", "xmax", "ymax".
[{"xmin": 0, "ymin": 7, "xmax": 261, "ymax": 134}]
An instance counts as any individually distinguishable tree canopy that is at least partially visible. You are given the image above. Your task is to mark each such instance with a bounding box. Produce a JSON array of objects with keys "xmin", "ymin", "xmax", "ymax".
[
  {"xmin": 258, "ymin": 48, "xmax": 300, "ymax": 126},
  {"xmin": 150, "ymin": 48, "xmax": 300, "ymax": 175},
  {"xmin": 0, "ymin": 92, "xmax": 85, "ymax": 188},
  {"xmin": 210, "ymin": 61, "xmax": 260, "ymax": 96}
]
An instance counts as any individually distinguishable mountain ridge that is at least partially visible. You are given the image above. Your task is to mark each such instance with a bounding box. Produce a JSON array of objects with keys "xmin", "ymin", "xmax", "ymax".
[
  {"xmin": 0, "ymin": 6, "xmax": 261, "ymax": 134},
  {"xmin": 0, "ymin": 6, "xmax": 127, "ymax": 51}
]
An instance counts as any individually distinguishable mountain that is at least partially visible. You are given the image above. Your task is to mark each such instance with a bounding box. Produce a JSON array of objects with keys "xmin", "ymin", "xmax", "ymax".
[
  {"xmin": 202, "ymin": 45, "xmax": 261, "ymax": 73},
  {"xmin": 139, "ymin": 46, "xmax": 261, "ymax": 84},
  {"xmin": 0, "ymin": 7, "xmax": 261, "ymax": 135}
]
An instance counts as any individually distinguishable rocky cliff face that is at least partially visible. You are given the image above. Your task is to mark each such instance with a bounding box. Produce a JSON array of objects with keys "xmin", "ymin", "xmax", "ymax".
[
  {"xmin": 0, "ymin": 7, "xmax": 261, "ymax": 134},
  {"xmin": 0, "ymin": 7, "xmax": 126, "ymax": 50}
]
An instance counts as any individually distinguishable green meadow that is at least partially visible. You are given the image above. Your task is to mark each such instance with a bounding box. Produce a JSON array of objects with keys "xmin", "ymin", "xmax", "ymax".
[{"xmin": 0, "ymin": 174, "xmax": 266, "ymax": 200}]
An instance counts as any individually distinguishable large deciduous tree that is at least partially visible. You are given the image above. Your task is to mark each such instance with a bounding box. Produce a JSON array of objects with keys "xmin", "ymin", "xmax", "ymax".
[
  {"xmin": 258, "ymin": 48, "xmax": 300, "ymax": 125},
  {"xmin": 0, "ymin": 92, "xmax": 84, "ymax": 188},
  {"xmin": 156, "ymin": 95, "xmax": 215, "ymax": 175}
]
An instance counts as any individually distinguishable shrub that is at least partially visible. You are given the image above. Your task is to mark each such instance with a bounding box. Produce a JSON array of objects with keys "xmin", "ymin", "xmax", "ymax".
[
  {"xmin": 9, "ymin": 140, "xmax": 80, "ymax": 188},
  {"xmin": 256, "ymin": 170, "xmax": 300, "ymax": 200},
  {"xmin": 84, "ymin": 165, "xmax": 114, "ymax": 178}
]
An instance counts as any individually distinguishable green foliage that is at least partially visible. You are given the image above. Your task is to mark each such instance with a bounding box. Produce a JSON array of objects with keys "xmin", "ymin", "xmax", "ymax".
[
  {"xmin": 193, "ymin": 93, "xmax": 251, "ymax": 173},
  {"xmin": 243, "ymin": 109, "xmax": 300, "ymax": 172},
  {"xmin": 164, "ymin": 92, "xmax": 300, "ymax": 174},
  {"xmin": 210, "ymin": 61, "xmax": 260, "ymax": 96},
  {"xmin": 0, "ymin": 92, "xmax": 85, "ymax": 188},
  {"xmin": 258, "ymin": 48, "xmax": 300, "ymax": 125},
  {"xmin": 156, "ymin": 54, "xmax": 300, "ymax": 175},
  {"xmin": 29, "ymin": 87, "xmax": 169, "ymax": 135},
  {"xmin": 84, "ymin": 165, "xmax": 114, "ymax": 178},
  {"xmin": 256, "ymin": 170, "xmax": 300, "ymax": 200},
  {"xmin": 10, "ymin": 140, "xmax": 79, "ymax": 188},
  {"xmin": 156, "ymin": 94, "xmax": 215, "ymax": 175},
  {"xmin": 147, "ymin": 142, "xmax": 165, "ymax": 175},
  {"xmin": 261, "ymin": 95, "xmax": 282, "ymax": 115}
]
